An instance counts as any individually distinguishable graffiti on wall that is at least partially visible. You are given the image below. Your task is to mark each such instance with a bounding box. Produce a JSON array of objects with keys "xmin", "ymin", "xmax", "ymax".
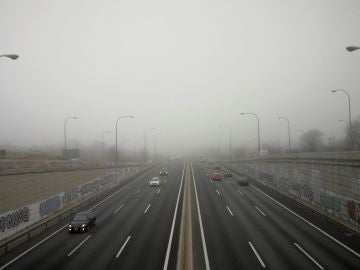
[
  {"xmin": 347, "ymin": 200, "xmax": 360, "ymax": 224},
  {"xmin": 100, "ymin": 173, "xmax": 116, "ymax": 186},
  {"xmin": 63, "ymin": 187, "xmax": 80, "ymax": 204},
  {"xmin": 80, "ymin": 180, "xmax": 100, "ymax": 196},
  {"xmin": 0, "ymin": 207, "xmax": 30, "ymax": 233},
  {"xmin": 1, "ymin": 166, "xmax": 147, "ymax": 241},
  {"xmin": 319, "ymin": 191, "xmax": 343, "ymax": 215},
  {"xmin": 39, "ymin": 195, "xmax": 62, "ymax": 218},
  {"xmin": 235, "ymin": 162, "xmax": 360, "ymax": 228}
]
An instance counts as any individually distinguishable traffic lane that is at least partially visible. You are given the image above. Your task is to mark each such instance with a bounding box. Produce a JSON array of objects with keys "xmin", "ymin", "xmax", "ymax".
[
  {"xmin": 113, "ymin": 163, "xmax": 184, "ymax": 270},
  {"xmin": 0, "ymin": 165, "xmax": 163, "ymax": 270},
  {"xmin": 237, "ymin": 182, "xmax": 360, "ymax": 270},
  {"xmin": 60, "ymin": 178, "xmax": 179, "ymax": 270},
  {"xmin": 198, "ymin": 163, "xmax": 316, "ymax": 269},
  {"xmin": 62, "ymin": 162, "xmax": 183, "ymax": 270},
  {"xmin": 219, "ymin": 173, "xmax": 360, "ymax": 270},
  {"xmin": 218, "ymin": 180, "xmax": 316, "ymax": 270},
  {"xmin": 192, "ymin": 163, "xmax": 261, "ymax": 270},
  {"xmin": 225, "ymin": 163, "xmax": 360, "ymax": 252},
  {"xmin": 47, "ymin": 163, "xmax": 183, "ymax": 270}
]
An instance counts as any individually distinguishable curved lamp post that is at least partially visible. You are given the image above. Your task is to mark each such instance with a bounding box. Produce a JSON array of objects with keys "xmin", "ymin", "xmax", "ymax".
[
  {"xmin": 277, "ymin": 116, "xmax": 291, "ymax": 152},
  {"xmin": 154, "ymin": 132, "xmax": 158, "ymax": 163},
  {"xmin": 219, "ymin": 126, "xmax": 232, "ymax": 162},
  {"xmin": 0, "ymin": 54, "xmax": 19, "ymax": 60},
  {"xmin": 64, "ymin": 116, "xmax": 78, "ymax": 159},
  {"xmin": 144, "ymin": 128, "xmax": 156, "ymax": 163},
  {"xmin": 102, "ymin": 131, "xmax": 111, "ymax": 165},
  {"xmin": 331, "ymin": 89, "xmax": 352, "ymax": 149},
  {"xmin": 346, "ymin": 46, "xmax": 360, "ymax": 52},
  {"xmin": 240, "ymin": 112, "xmax": 261, "ymax": 159},
  {"xmin": 115, "ymin": 115, "xmax": 134, "ymax": 167}
]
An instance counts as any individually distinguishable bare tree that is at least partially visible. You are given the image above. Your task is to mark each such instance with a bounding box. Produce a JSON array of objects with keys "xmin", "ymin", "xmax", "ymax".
[{"xmin": 299, "ymin": 129, "xmax": 324, "ymax": 152}]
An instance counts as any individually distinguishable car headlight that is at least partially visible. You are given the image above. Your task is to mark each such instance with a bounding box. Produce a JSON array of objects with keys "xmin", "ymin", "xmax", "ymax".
[
  {"xmin": 81, "ymin": 224, "xmax": 86, "ymax": 227},
  {"xmin": 68, "ymin": 224, "xmax": 72, "ymax": 228}
]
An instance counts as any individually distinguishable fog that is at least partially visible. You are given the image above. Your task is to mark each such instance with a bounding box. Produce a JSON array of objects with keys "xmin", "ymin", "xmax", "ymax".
[{"xmin": 1, "ymin": 0, "xmax": 360, "ymax": 157}]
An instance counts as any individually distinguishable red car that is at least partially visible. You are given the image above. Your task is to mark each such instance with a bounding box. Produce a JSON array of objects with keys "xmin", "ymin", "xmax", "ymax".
[{"xmin": 211, "ymin": 172, "xmax": 222, "ymax": 181}]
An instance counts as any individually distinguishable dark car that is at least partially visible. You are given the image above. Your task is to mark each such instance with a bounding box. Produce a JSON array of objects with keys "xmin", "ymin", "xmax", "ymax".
[
  {"xmin": 68, "ymin": 211, "xmax": 96, "ymax": 232},
  {"xmin": 160, "ymin": 169, "xmax": 169, "ymax": 176},
  {"xmin": 224, "ymin": 171, "xmax": 233, "ymax": 177},
  {"xmin": 237, "ymin": 176, "xmax": 249, "ymax": 186}
]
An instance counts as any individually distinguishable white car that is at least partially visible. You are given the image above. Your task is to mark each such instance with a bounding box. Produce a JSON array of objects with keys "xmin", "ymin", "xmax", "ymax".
[{"xmin": 149, "ymin": 176, "xmax": 160, "ymax": 187}]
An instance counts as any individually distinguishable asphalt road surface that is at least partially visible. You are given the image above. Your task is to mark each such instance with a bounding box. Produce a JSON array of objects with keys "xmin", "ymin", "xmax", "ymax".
[
  {"xmin": 1, "ymin": 160, "xmax": 360, "ymax": 270},
  {"xmin": 0, "ymin": 160, "xmax": 185, "ymax": 270},
  {"xmin": 192, "ymin": 161, "xmax": 360, "ymax": 270}
]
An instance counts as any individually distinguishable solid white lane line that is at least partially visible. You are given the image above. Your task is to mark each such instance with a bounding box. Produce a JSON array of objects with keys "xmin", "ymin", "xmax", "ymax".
[
  {"xmin": 134, "ymin": 189, "xmax": 141, "ymax": 195},
  {"xmin": 226, "ymin": 206, "xmax": 234, "ymax": 216},
  {"xmin": 144, "ymin": 204, "xmax": 151, "ymax": 214},
  {"xmin": 191, "ymin": 162, "xmax": 211, "ymax": 270},
  {"xmin": 67, "ymin": 235, "xmax": 92, "ymax": 257},
  {"xmin": 116, "ymin": 236, "xmax": 131, "ymax": 258},
  {"xmin": 251, "ymin": 184, "xmax": 360, "ymax": 259},
  {"xmin": 248, "ymin": 241, "xmax": 266, "ymax": 268},
  {"xmin": 216, "ymin": 189, "xmax": 220, "ymax": 196},
  {"xmin": 294, "ymin": 243, "xmax": 324, "ymax": 270},
  {"xmin": 255, "ymin": 206, "xmax": 266, "ymax": 217},
  {"xmin": 0, "ymin": 224, "xmax": 68, "ymax": 270},
  {"xmin": 157, "ymin": 188, "xmax": 161, "ymax": 194},
  {"xmin": 113, "ymin": 204, "xmax": 124, "ymax": 214},
  {"xmin": 237, "ymin": 189, "xmax": 244, "ymax": 196},
  {"xmin": 163, "ymin": 162, "xmax": 185, "ymax": 270}
]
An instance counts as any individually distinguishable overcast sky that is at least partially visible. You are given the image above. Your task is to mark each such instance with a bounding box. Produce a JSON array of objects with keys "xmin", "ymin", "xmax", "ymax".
[{"xmin": 1, "ymin": 0, "xmax": 360, "ymax": 155}]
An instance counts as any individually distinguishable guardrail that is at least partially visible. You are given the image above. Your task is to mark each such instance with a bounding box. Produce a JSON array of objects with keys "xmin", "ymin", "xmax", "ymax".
[{"xmin": 0, "ymin": 165, "xmax": 155, "ymax": 256}]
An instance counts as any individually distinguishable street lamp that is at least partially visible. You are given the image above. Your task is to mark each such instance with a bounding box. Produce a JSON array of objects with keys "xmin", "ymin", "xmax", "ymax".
[
  {"xmin": 346, "ymin": 46, "xmax": 360, "ymax": 52},
  {"xmin": 240, "ymin": 112, "xmax": 261, "ymax": 159},
  {"xmin": 277, "ymin": 116, "xmax": 291, "ymax": 152},
  {"xmin": 154, "ymin": 132, "xmax": 158, "ymax": 163},
  {"xmin": 144, "ymin": 128, "xmax": 156, "ymax": 163},
  {"xmin": 0, "ymin": 54, "xmax": 19, "ymax": 60},
  {"xmin": 115, "ymin": 115, "xmax": 134, "ymax": 168},
  {"xmin": 338, "ymin": 119, "xmax": 350, "ymax": 145},
  {"xmin": 102, "ymin": 131, "xmax": 111, "ymax": 165},
  {"xmin": 331, "ymin": 89, "xmax": 352, "ymax": 149},
  {"xmin": 64, "ymin": 116, "xmax": 78, "ymax": 159},
  {"xmin": 219, "ymin": 126, "xmax": 232, "ymax": 162}
]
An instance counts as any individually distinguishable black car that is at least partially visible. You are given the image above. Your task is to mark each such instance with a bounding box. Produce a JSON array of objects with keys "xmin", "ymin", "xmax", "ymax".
[
  {"xmin": 224, "ymin": 171, "xmax": 233, "ymax": 177},
  {"xmin": 237, "ymin": 177, "xmax": 249, "ymax": 186},
  {"xmin": 160, "ymin": 169, "xmax": 169, "ymax": 176},
  {"xmin": 68, "ymin": 211, "xmax": 96, "ymax": 232}
]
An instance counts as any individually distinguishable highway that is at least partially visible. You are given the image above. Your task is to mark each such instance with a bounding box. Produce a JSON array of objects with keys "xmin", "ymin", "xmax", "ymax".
[
  {"xmin": 1, "ymin": 160, "xmax": 360, "ymax": 269},
  {"xmin": 192, "ymin": 161, "xmax": 360, "ymax": 269},
  {"xmin": 0, "ymin": 161, "xmax": 185, "ymax": 270}
]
